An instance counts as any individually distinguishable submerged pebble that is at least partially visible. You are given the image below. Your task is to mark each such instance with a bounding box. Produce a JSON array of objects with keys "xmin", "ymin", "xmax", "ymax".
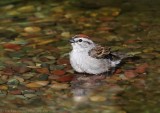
[
  {"xmin": 26, "ymin": 81, "xmax": 49, "ymax": 88},
  {"xmin": 135, "ymin": 63, "xmax": 149, "ymax": 74},
  {"xmin": 13, "ymin": 76, "xmax": 24, "ymax": 83},
  {"xmin": 17, "ymin": 5, "xmax": 35, "ymax": 13},
  {"xmin": 90, "ymin": 95, "xmax": 107, "ymax": 102},
  {"xmin": 49, "ymin": 65, "xmax": 65, "ymax": 70},
  {"xmin": 7, "ymin": 79, "xmax": 20, "ymax": 85},
  {"xmin": 51, "ymin": 70, "xmax": 65, "ymax": 76},
  {"xmin": 22, "ymin": 73, "xmax": 35, "ymax": 80},
  {"xmin": 38, "ymin": 74, "xmax": 49, "ymax": 80},
  {"xmin": 61, "ymin": 32, "xmax": 70, "ymax": 38},
  {"xmin": 9, "ymin": 89, "xmax": 21, "ymax": 95},
  {"xmin": 124, "ymin": 70, "xmax": 138, "ymax": 78},
  {"xmin": 24, "ymin": 26, "xmax": 41, "ymax": 33},
  {"xmin": 0, "ymin": 90, "xmax": 7, "ymax": 96},
  {"xmin": 0, "ymin": 79, "xmax": 6, "ymax": 85},
  {"xmin": 50, "ymin": 83, "xmax": 69, "ymax": 90},
  {"xmin": 22, "ymin": 90, "xmax": 36, "ymax": 94},
  {"xmin": 24, "ymin": 94, "xmax": 37, "ymax": 98},
  {"xmin": 0, "ymin": 85, "xmax": 8, "ymax": 90}
]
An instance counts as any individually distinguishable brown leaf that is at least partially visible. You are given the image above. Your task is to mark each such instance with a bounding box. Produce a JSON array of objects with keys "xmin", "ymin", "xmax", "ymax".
[
  {"xmin": 36, "ymin": 68, "xmax": 49, "ymax": 74},
  {"xmin": 2, "ymin": 68, "xmax": 14, "ymax": 76},
  {"xmin": 26, "ymin": 81, "xmax": 49, "ymax": 88},
  {"xmin": 14, "ymin": 66, "xmax": 31, "ymax": 74},
  {"xmin": 9, "ymin": 90, "xmax": 22, "ymax": 95},
  {"xmin": 99, "ymin": 17, "xmax": 114, "ymax": 22},
  {"xmin": 97, "ymin": 27, "xmax": 113, "ymax": 31},
  {"xmin": 57, "ymin": 58, "xmax": 70, "ymax": 65}
]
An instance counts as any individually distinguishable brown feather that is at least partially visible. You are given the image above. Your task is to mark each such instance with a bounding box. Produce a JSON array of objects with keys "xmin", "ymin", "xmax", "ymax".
[
  {"xmin": 89, "ymin": 45, "xmax": 128, "ymax": 60},
  {"xmin": 89, "ymin": 45, "xmax": 111, "ymax": 59}
]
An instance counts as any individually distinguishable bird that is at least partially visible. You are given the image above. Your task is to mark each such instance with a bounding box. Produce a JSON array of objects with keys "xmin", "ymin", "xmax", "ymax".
[{"xmin": 69, "ymin": 34, "xmax": 128, "ymax": 75}]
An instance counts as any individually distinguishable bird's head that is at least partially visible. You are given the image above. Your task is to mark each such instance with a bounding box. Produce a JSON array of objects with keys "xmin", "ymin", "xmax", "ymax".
[{"xmin": 69, "ymin": 34, "xmax": 95, "ymax": 51}]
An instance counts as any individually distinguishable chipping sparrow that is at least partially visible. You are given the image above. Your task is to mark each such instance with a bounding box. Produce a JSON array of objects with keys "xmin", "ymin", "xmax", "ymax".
[{"xmin": 69, "ymin": 34, "xmax": 127, "ymax": 75}]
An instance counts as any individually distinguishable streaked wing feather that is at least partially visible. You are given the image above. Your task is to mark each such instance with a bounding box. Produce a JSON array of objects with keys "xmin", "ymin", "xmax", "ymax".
[
  {"xmin": 89, "ymin": 45, "xmax": 111, "ymax": 59},
  {"xmin": 89, "ymin": 45, "xmax": 128, "ymax": 60}
]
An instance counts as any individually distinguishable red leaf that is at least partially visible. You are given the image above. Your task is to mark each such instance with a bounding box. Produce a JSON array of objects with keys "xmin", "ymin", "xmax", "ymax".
[
  {"xmin": 99, "ymin": 17, "xmax": 114, "ymax": 22},
  {"xmin": 57, "ymin": 75, "xmax": 73, "ymax": 82},
  {"xmin": 135, "ymin": 63, "xmax": 149, "ymax": 74},
  {"xmin": 3, "ymin": 43, "xmax": 21, "ymax": 50},
  {"xmin": 124, "ymin": 70, "xmax": 138, "ymax": 78},
  {"xmin": 51, "ymin": 70, "xmax": 65, "ymax": 76},
  {"xmin": 114, "ymin": 69, "xmax": 122, "ymax": 74},
  {"xmin": 124, "ymin": 39, "xmax": 136, "ymax": 44}
]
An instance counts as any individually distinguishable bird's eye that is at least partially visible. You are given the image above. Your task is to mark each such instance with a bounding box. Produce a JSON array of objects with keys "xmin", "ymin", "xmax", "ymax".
[{"xmin": 78, "ymin": 39, "xmax": 83, "ymax": 42}]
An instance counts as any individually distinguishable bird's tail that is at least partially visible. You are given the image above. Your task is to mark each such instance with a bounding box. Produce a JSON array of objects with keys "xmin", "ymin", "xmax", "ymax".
[
  {"xmin": 106, "ymin": 51, "xmax": 129, "ymax": 61},
  {"xmin": 111, "ymin": 52, "xmax": 129, "ymax": 60}
]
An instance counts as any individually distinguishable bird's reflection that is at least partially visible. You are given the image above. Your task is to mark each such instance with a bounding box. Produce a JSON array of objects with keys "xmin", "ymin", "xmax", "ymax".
[{"xmin": 71, "ymin": 74, "xmax": 106, "ymax": 103}]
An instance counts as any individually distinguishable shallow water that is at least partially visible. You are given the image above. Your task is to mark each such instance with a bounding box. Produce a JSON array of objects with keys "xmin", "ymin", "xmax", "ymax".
[{"xmin": 0, "ymin": 0, "xmax": 160, "ymax": 113}]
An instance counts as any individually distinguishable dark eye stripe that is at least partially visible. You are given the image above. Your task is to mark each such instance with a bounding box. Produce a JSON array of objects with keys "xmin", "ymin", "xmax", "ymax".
[{"xmin": 84, "ymin": 41, "xmax": 91, "ymax": 45}]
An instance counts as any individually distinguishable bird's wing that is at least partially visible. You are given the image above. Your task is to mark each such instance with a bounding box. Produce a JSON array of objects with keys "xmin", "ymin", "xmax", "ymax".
[
  {"xmin": 88, "ymin": 45, "xmax": 111, "ymax": 59},
  {"xmin": 89, "ymin": 45, "xmax": 128, "ymax": 60}
]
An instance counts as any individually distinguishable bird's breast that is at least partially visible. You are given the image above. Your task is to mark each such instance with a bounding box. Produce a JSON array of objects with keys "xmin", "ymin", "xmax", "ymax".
[{"xmin": 70, "ymin": 51, "xmax": 88, "ymax": 62}]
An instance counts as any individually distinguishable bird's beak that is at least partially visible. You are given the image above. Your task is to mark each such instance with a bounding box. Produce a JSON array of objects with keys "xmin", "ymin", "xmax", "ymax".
[{"xmin": 69, "ymin": 38, "xmax": 75, "ymax": 43}]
